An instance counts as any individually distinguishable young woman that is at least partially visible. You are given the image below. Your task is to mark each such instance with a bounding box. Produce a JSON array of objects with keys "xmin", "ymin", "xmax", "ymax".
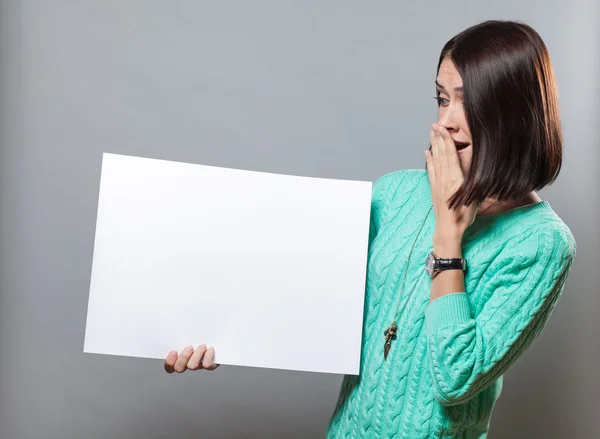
[{"xmin": 164, "ymin": 20, "xmax": 576, "ymax": 439}]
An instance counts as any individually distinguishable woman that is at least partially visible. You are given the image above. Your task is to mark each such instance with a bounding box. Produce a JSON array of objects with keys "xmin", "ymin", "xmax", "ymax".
[{"xmin": 164, "ymin": 20, "xmax": 576, "ymax": 438}]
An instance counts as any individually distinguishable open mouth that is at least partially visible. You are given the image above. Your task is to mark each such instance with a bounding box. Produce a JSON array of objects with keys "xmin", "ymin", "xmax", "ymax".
[{"xmin": 454, "ymin": 142, "xmax": 470, "ymax": 152}]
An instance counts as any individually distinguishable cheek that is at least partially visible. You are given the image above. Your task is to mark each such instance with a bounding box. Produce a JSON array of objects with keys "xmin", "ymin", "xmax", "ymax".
[
  {"xmin": 458, "ymin": 149, "xmax": 473, "ymax": 171},
  {"xmin": 460, "ymin": 120, "xmax": 471, "ymax": 138}
]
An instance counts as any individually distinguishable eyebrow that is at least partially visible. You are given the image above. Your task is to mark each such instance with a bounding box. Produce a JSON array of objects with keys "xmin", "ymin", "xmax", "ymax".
[{"xmin": 435, "ymin": 80, "xmax": 463, "ymax": 92}]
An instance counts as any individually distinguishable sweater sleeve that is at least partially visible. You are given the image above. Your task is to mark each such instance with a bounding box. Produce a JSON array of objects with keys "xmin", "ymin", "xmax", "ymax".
[{"xmin": 424, "ymin": 230, "xmax": 576, "ymax": 406}]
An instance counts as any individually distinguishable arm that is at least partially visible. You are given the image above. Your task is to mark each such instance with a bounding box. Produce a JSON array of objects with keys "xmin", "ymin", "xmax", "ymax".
[{"xmin": 424, "ymin": 231, "xmax": 576, "ymax": 406}]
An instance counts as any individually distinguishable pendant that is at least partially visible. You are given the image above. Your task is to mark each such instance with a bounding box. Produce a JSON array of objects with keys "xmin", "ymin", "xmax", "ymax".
[{"xmin": 383, "ymin": 321, "xmax": 398, "ymax": 360}]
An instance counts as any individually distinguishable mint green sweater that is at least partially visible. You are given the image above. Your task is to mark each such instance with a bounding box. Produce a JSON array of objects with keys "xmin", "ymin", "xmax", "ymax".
[{"xmin": 326, "ymin": 169, "xmax": 576, "ymax": 439}]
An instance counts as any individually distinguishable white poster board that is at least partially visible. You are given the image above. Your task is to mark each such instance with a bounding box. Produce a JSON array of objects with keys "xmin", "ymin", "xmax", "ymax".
[{"xmin": 84, "ymin": 153, "xmax": 372, "ymax": 375}]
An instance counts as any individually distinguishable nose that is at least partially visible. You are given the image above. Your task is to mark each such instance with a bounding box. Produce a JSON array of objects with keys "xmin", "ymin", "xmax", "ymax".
[{"xmin": 437, "ymin": 107, "xmax": 460, "ymax": 133}]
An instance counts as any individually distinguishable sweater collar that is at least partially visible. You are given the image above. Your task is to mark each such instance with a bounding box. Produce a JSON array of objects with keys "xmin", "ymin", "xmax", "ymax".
[{"xmin": 417, "ymin": 170, "xmax": 552, "ymax": 233}]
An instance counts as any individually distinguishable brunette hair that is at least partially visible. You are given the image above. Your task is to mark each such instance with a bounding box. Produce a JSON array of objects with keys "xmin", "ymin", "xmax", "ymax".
[{"xmin": 437, "ymin": 20, "xmax": 562, "ymax": 209}]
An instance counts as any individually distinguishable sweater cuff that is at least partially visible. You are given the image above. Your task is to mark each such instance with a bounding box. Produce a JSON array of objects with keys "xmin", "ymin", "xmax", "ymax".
[{"xmin": 425, "ymin": 293, "xmax": 472, "ymax": 336}]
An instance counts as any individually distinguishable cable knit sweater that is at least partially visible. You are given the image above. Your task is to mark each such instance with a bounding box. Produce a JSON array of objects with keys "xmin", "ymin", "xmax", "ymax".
[{"xmin": 325, "ymin": 169, "xmax": 576, "ymax": 439}]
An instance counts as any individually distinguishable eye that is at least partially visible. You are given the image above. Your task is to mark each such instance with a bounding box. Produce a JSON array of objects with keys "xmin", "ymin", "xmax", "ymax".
[{"xmin": 433, "ymin": 96, "xmax": 449, "ymax": 107}]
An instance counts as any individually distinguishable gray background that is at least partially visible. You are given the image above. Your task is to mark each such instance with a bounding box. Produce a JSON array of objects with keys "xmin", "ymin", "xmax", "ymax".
[{"xmin": 1, "ymin": 1, "xmax": 598, "ymax": 438}]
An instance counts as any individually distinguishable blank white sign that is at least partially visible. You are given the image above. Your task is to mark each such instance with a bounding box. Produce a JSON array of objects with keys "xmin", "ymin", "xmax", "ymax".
[{"xmin": 84, "ymin": 153, "xmax": 372, "ymax": 375}]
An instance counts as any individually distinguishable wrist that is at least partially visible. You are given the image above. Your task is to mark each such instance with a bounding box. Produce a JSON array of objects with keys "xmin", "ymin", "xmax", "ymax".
[
  {"xmin": 433, "ymin": 246, "xmax": 463, "ymax": 258},
  {"xmin": 433, "ymin": 231, "xmax": 463, "ymax": 258}
]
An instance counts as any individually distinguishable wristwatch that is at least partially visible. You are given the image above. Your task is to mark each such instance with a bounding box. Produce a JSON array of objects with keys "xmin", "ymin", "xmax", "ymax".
[{"xmin": 425, "ymin": 251, "xmax": 467, "ymax": 278}]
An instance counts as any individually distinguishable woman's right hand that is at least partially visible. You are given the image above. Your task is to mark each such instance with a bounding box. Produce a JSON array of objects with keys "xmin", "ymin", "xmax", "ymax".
[{"xmin": 164, "ymin": 345, "xmax": 220, "ymax": 373}]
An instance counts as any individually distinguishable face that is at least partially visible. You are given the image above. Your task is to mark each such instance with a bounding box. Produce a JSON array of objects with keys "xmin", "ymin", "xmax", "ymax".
[{"xmin": 435, "ymin": 57, "xmax": 473, "ymax": 173}]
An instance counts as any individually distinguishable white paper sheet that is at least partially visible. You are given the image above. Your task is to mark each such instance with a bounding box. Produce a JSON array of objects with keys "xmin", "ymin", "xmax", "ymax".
[{"xmin": 84, "ymin": 153, "xmax": 373, "ymax": 375}]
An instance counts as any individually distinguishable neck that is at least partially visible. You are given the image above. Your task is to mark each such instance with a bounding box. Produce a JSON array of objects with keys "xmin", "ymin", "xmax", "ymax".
[{"xmin": 479, "ymin": 192, "xmax": 542, "ymax": 216}]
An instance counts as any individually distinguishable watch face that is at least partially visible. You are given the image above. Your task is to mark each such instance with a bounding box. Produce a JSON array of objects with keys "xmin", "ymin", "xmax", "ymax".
[{"xmin": 425, "ymin": 252, "xmax": 434, "ymax": 276}]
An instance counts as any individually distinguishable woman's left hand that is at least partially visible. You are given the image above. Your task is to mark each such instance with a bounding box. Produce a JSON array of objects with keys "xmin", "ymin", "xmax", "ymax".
[{"xmin": 425, "ymin": 123, "xmax": 478, "ymax": 244}]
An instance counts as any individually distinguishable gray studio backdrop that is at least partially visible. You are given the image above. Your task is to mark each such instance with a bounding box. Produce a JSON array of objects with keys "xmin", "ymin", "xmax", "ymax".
[{"xmin": 1, "ymin": 2, "xmax": 598, "ymax": 439}]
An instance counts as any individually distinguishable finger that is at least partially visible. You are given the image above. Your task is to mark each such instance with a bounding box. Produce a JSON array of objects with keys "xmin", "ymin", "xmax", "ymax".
[
  {"xmin": 164, "ymin": 350, "xmax": 178, "ymax": 374},
  {"xmin": 437, "ymin": 125, "xmax": 461, "ymax": 175},
  {"xmin": 202, "ymin": 346, "xmax": 218, "ymax": 370},
  {"xmin": 433, "ymin": 124, "xmax": 449, "ymax": 174},
  {"xmin": 430, "ymin": 129, "xmax": 441, "ymax": 180},
  {"xmin": 187, "ymin": 344, "xmax": 207, "ymax": 371},
  {"xmin": 174, "ymin": 345, "xmax": 194, "ymax": 373},
  {"xmin": 425, "ymin": 149, "xmax": 435, "ymax": 186}
]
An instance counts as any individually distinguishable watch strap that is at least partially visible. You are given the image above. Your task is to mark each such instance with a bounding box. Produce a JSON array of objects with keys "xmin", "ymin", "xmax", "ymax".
[{"xmin": 435, "ymin": 257, "xmax": 466, "ymax": 271}]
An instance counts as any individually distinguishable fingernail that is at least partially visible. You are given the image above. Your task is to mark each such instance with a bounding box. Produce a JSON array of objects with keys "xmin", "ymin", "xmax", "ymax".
[
  {"xmin": 198, "ymin": 344, "xmax": 206, "ymax": 350},
  {"xmin": 185, "ymin": 345, "xmax": 193, "ymax": 352},
  {"xmin": 168, "ymin": 350, "xmax": 177, "ymax": 358}
]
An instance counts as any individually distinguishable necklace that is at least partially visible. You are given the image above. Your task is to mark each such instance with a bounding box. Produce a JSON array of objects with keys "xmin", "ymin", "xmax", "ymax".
[{"xmin": 383, "ymin": 205, "xmax": 433, "ymax": 360}]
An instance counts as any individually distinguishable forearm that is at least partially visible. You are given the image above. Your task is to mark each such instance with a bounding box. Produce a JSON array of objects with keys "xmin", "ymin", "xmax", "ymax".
[
  {"xmin": 424, "ymin": 231, "xmax": 575, "ymax": 405},
  {"xmin": 430, "ymin": 234, "xmax": 464, "ymax": 302}
]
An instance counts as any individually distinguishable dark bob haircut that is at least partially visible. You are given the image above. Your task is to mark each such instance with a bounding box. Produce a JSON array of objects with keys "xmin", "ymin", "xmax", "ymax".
[{"xmin": 437, "ymin": 20, "xmax": 562, "ymax": 209}]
